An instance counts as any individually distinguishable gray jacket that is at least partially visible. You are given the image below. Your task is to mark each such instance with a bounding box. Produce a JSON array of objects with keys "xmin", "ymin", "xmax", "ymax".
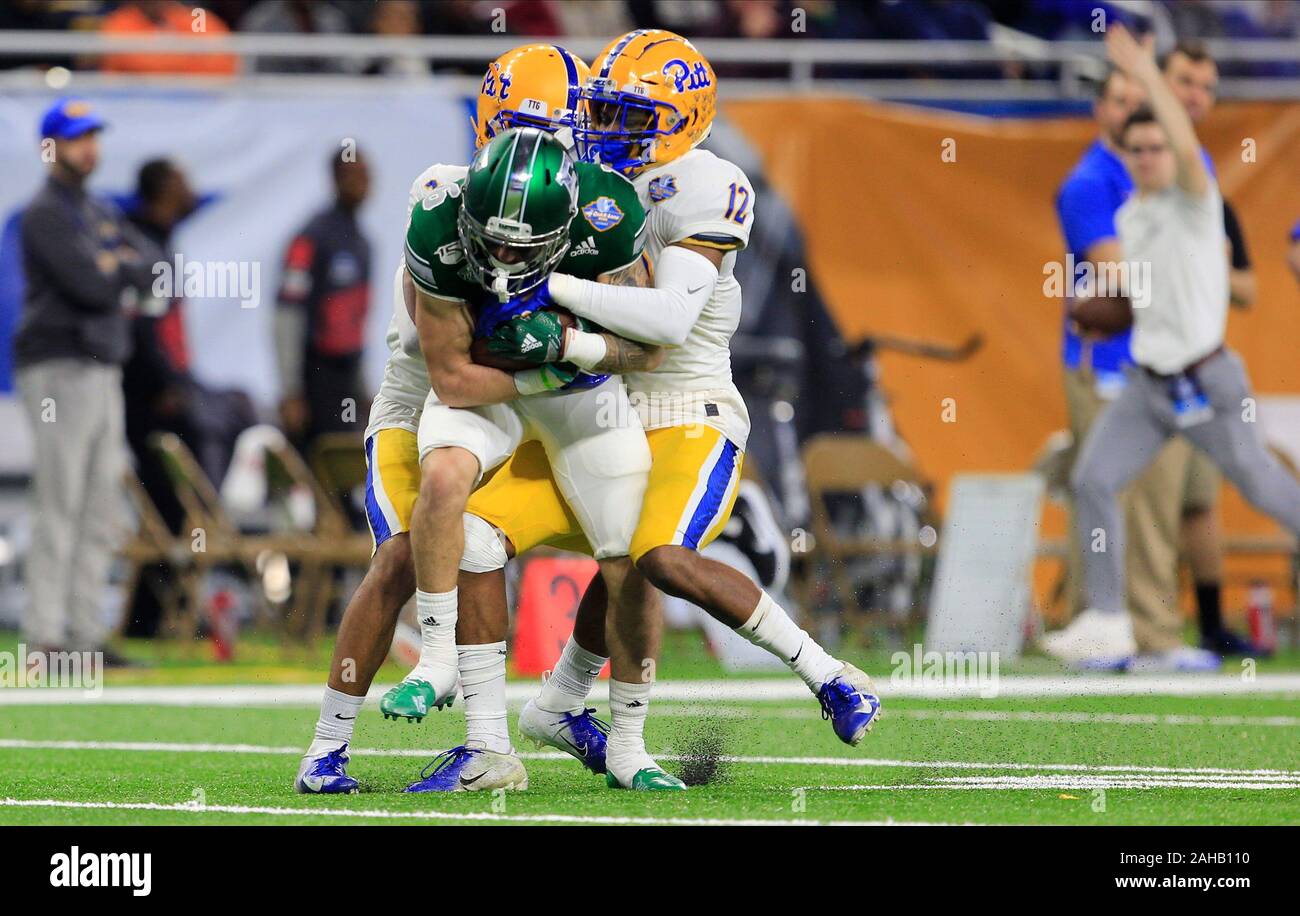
[{"xmin": 13, "ymin": 175, "xmax": 157, "ymax": 369}]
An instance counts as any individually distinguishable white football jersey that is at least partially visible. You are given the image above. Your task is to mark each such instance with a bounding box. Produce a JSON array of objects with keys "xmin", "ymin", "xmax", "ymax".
[
  {"xmin": 372, "ymin": 163, "xmax": 469, "ymax": 421},
  {"xmin": 627, "ymin": 148, "xmax": 754, "ymax": 448}
]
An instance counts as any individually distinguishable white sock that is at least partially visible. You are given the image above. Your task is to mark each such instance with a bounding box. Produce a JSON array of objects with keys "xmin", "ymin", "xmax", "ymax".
[
  {"xmin": 408, "ymin": 588, "xmax": 458, "ymax": 684},
  {"xmin": 606, "ymin": 678, "xmax": 656, "ymax": 779},
  {"xmin": 537, "ymin": 636, "xmax": 606, "ymax": 714},
  {"xmin": 309, "ymin": 686, "xmax": 364, "ymax": 755},
  {"xmin": 737, "ymin": 592, "xmax": 842, "ymax": 692},
  {"xmin": 458, "ymin": 641, "xmax": 511, "ymax": 754}
]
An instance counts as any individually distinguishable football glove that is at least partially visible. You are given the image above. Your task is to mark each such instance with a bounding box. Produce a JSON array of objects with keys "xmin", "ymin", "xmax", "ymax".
[{"xmin": 487, "ymin": 308, "xmax": 566, "ymax": 366}]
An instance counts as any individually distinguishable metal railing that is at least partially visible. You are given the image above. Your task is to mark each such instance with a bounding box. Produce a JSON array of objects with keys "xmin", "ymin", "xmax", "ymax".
[{"xmin": 0, "ymin": 31, "xmax": 1296, "ymax": 99}]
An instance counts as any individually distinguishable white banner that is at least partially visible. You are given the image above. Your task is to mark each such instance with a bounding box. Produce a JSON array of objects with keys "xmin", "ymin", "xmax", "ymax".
[{"xmin": 0, "ymin": 83, "xmax": 473, "ymax": 405}]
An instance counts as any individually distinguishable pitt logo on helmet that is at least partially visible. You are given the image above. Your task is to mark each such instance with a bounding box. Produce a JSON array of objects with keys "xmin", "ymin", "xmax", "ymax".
[
  {"xmin": 662, "ymin": 58, "xmax": 712, "ymax": 93},
  {"xmin": 576, "ymin": 29, "xmax": 717, "ymax": 176},
  {"xmin": 474, "ymin": 44, "xmax": 590, "ymax": 150}
]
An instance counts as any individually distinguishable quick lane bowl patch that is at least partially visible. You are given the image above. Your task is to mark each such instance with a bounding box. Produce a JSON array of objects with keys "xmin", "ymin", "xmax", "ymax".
[
  {"xmin": 581, "ymin": 196, "xmax": 624, "ymax": 232},
  {"xmin": 648, "ymin": 175, "xmax": 677, "ymax": 202}
]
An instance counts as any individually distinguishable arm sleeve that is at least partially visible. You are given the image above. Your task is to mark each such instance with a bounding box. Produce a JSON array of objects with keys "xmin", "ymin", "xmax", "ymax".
[
  {"xmin": 22, "ymin": 203, "xmax": 144, "ymax": 313},
  {"xmin": 548, "ymin": 245, "xmax": 718, "ymax": 347},
  {"xmin": 274, "ymin": 307, "xmax": 307, "ymax": 397},
  {"xmin": 1055, "ymin": 176, "xmax": 1116, "ymax": 256},
  {"xmin": 1223, "ymin": 200, "xmax": 1251, "ymax": 270}
]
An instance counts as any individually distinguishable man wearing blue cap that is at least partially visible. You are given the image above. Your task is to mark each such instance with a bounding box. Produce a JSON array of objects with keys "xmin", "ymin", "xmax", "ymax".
[{"xmin": 13, "ymin": 98, "xmax": 157, "ymax": 664}]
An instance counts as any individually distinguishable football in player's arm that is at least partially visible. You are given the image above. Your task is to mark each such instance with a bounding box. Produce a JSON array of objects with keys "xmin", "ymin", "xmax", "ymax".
[
  {"xmin": 402, "ymin": 143, "xmax": 661, "ymax": 406},
  {"xmin": 494, "ymin": 154, "xmax": 752, "ymax": 363}
]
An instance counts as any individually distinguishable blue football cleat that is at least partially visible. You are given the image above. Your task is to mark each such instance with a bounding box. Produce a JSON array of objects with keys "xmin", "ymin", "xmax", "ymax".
[
  {"xmin": 518, "ymin": 699, "xmax": 610, "ymax": 774},
  {"xmin": 295, "ymin": 744, "xmax": 359, "ymax": 794},
  {"xmin": 817, "ymin": 664, "xmax": 882, "ymax": 746},
  {"xmin": 404, "ymin": 744, "xmax": 528, "ymax": 793}
]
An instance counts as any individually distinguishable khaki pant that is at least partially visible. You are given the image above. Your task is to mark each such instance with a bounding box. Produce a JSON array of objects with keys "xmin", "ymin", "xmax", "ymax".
[
  {"xmin": 1063, "ymin": 367, "xmax": 1189, "ymax": 653},
  {"xmin": 1183, "ymin": 448, "xmax": 1221, "ymax": 512},
  {"xmin": 17, "ymin": 359, "xmax": 129, "ymax": 649}
]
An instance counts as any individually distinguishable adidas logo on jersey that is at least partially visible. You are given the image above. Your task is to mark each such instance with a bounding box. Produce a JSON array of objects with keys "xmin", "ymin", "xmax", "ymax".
[{"xmin": 569, "ymin": 236, "xmax": 599, "ymax": 257}]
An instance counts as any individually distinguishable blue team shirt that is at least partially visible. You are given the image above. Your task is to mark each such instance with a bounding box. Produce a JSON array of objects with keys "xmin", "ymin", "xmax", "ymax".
[
  {"xmin": 1054, "ymin": 142, "xmax": 1218, "ymax": 378},
  {"xmin": 1054, "ymin": 139, "xmax": 1133, "ymax": 376}
]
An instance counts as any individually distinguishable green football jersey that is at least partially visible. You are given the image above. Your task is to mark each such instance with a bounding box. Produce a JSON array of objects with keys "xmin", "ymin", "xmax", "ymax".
[{"xmin": 403, "ymin": 161, "xmax": 646, "ymax": 305}]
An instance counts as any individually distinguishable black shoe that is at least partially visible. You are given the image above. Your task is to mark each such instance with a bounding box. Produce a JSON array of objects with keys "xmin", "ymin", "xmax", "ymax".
[{"xmin": 1199, "ymin": 628, "xmax": 1267, "ymax": 658}]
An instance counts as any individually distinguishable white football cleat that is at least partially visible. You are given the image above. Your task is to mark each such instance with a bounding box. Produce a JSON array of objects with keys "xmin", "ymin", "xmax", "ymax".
[
  {"xmin": 403, "ymin": 743, "xmax": 528, "ymax": 793},
  {"xmin": 1039, "ymin": 608, "xmax": 1137, "ymax": 668},
  {"xmin": 518, "ymin": 698, "xmax": 610, "ymax": 774},
  {"xmin": 294, "ymin": 743, "xmax": 359, "ymax": 794}
]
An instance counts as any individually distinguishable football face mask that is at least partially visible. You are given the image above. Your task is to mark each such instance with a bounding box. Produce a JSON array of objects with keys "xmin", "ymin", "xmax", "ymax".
[
  {"xmin": 576, "ymin": 79, "xmax": 681, "ymax": 175},
  {"xmin": 574, "ymin": 29, "xmax": 717, "ymax": 176},
  {"xmin": 458, "ymin": 127, "xmax": 579, "ymax": 301}
]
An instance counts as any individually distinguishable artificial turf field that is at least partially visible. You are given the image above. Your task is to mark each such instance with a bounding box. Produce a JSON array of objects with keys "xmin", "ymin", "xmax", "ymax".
[{"xmin": 3, "ymin": 633, "xmax": 1298, "ymax": 826}]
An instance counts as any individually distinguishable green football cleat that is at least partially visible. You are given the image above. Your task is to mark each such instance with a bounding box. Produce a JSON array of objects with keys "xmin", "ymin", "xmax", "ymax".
[
  {"xmin": 380, "ymin": 679, "xmax": 453, "ymax": 722},
  {"xmin": 606, "ymin": 767, "xmax": 687, "ymax": 791}
]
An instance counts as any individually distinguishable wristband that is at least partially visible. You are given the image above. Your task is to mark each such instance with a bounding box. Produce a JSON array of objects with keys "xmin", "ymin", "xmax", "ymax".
[
  {"xmin": 562, "ymin": 328, "xmax": 608, "ymax": 371},
  {"xmin": 513, "ymin": 365, "xmax": 566, "ymax": 396}
]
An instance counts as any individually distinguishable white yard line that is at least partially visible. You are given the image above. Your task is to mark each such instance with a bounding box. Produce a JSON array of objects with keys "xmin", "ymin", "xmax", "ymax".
[
  {"xmin": 807, "ymin": 777, "xmax": 1300, "ymax": 791},
  {"xmin": 2, "ymin": 738, "xmax": 1295, "ymax": 779},
  {"xmin": 0, "ymin": 797, "xmax": 958, "ymax": 826},
  {"xmin": 651, "ymin": 705, "xmax": 1300, "ymax": 727},
  {"xmin": 889, "ymin": 709, "xmax": 1300, "ymax": 728},
  {"xmin": 2, "ymin": 674, "xmax": 1299, "ymax": 706}
]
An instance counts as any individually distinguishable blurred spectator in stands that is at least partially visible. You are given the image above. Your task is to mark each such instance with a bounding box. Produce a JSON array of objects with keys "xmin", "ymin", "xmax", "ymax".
[
  {"xmin": 496, "ymin": 0, "xmax": 563, "ymax": 36},
  {"xmin": 721, "ymin": 0, "xmax": 787, "ymax": 38},
  {"xmin": 0, "ymin": 0, "xmax": 93, "ymax": 71},
  {"xmin": 241, "ymin": 0, "xmax": 360, "ymax": 73},
  {"xmin": 365, "ymin": 0, "xmax": 429, "ymax": 77},
  {"xmin": 550, "ymin": 0, "xmax": 634, "ymax": 38},
  {"xmin": 875, "ymin": 0, "xmax": 991, "ymax": 40},
  {"xmin": 274, "ymin": 148, "xmax": 372, "ymax": 456},
  {"xmin": 100, "ymin": 0, "xmax": 239, "ymax": 76},
  {"xmin": 626, "ymin": 0, "xmax": 725, "ymax": 34},
  {"xmin": 1166, "ymin": 0, "xmax": 1229, "ymax": 39},
  {"xmin": 14, "ymin": 99, "xmax": 156, "ymax": 663},
  {"xmin": 422, "ymin": 0, "xmax": 488, "ymax": 35}
]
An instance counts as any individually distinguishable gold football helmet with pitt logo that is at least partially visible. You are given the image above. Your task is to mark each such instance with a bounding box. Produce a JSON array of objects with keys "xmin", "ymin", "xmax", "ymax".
[
  {"xmin": 577, "ymin": 29, "xmax": 717, "ymax": 176},
  {"xmin": 474, "ymin": 43, "xmax": 590, "ymax": 150}
]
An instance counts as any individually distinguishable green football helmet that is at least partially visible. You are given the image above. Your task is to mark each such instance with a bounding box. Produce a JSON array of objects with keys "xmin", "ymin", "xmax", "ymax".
[{"xmin": 458, "ymin": 126, "xmax": 579, "ymax": 300}]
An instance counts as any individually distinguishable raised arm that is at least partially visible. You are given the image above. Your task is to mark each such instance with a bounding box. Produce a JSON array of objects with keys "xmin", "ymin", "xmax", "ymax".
[{"xmin": 1106, "ymin": 24, "xmax": 1208, "ymax": 196}]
